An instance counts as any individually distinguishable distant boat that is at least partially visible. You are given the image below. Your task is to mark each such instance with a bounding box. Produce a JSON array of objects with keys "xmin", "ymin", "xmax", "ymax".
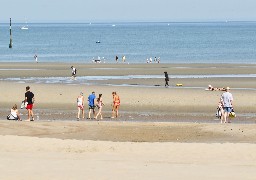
[
  {"xmin": 112, "ymin": 24, "xmax": 116, "ymax": 27},
  {"xmin": 21, "ymin": 21, "xmax": 29, "ymax": 30},
  {"xmin": 96, "ymin": 41, "xmax": 101, "ymax": 43},
  {"xmin": 21, "ymin": 26, "xmax": 28, "ymax": 30}
]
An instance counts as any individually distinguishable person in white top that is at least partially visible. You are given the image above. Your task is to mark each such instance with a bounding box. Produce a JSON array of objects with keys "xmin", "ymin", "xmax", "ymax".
[
  {"xmin": 220, "ymin": 87, "xmax": 233, "ymax": 123},
  {"xmin": 7, "ymin": 104, "xmax": 21, "ymax": 121},
  {"xmin": 77, "ymin": 92, "xmax": 85, "ymax": 120},
  {"xmin": 34, "ymin": 54, "xmax": 38, "ymax": 63},
  {"xmin": 71, "ymin": 66, "xmax": 77, "ymax": 80}
]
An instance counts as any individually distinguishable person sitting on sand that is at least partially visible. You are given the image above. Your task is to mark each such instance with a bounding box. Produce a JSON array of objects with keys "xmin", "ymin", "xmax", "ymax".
[
  {"xmin": 7, "ymin": 104, "xmax": 21, "ymax": 121},
  {"xmin": 111, "ymin": 92, "xmax": 120, "ymax": 118},
  {"xmin": 77, "ymin": 92, "xmax": 85, "ymax": 120},
  {"xmin": 206, "ymin": 85, "xmax": 225, "ymax": 91}
]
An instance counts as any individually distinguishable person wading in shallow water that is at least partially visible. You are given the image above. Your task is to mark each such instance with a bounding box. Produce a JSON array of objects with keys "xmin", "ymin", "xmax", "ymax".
[
  {"xmin": 164, "ymin": 71, "xmax": 169, "ymax": 87},
  {"xmin": 71, "ymin": 66, "xmax": 77, "ymax": 80}
]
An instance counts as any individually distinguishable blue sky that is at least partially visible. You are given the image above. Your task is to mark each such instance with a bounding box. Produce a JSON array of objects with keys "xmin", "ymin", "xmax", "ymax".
[{"xmin": 1, "ymin": 0, "xmax": 256, "ymax": 22}]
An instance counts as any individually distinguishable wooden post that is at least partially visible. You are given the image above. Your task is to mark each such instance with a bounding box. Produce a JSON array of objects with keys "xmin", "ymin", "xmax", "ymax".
[{"xmin": 9, "ymin": 18, "xmax": 12, "ymax": 48}]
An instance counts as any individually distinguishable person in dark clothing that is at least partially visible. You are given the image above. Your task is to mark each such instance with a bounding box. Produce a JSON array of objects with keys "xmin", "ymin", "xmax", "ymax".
[
  {"xmin": 115, "ymin": 56, "xmax": 118, "ymax": 63},
  {"xmin": 25, "ymin": 86, "xmax": 35, "ymax": 121},
  {"xmin": 164, "ymin": 72, "xmax": 169, "ymax": 87}
]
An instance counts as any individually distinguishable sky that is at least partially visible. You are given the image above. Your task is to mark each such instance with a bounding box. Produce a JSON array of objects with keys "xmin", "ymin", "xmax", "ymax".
[{"xmin": 1, "ymin": 0, "xmax": 256, "ymax": 23}]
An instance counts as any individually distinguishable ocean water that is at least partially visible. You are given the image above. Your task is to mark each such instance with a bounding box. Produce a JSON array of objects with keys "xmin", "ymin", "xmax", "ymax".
[{"xmin": 1, "ymin": 22, "xmax": 256, "ymax": 63}]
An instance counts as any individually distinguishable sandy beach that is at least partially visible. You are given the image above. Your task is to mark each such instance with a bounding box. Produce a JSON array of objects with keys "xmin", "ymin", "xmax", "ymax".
[{"xmin": 1, "ymin": 62, "xmax": 256, "ymax": 179}]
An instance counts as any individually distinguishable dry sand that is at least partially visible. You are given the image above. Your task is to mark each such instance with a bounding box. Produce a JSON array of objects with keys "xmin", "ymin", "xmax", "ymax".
[
  {"xmin": 1, "ymin": 121, "xmax": 256, "ymax": 180},
  {"xmin": 1, "ymin": 62, "xmax": 256, "ymax": 179}
]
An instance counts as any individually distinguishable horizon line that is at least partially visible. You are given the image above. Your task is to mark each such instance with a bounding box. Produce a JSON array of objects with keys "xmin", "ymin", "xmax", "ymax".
[{"xmin": 2, "ymin": 20, "xmax": 256, "ymax": 24}]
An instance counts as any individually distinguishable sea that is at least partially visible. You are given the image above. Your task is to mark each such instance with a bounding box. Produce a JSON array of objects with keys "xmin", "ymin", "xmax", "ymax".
[{"xmin": 1, "ymin": 21, "xmax": 256, "ymax": 64}]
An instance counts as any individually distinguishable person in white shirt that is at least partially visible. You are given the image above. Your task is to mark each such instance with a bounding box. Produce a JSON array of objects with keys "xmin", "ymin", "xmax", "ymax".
[
  {"xmin": 71, "ymin": 66, "xmax": 77, "ymax": 80},
  {"xmin": 220, "ymin": 87, "xmax": 233, "ymax": 123},
  {"xmin": 77, "ymin": 92, "xmax": 84, "ymax": 120}
]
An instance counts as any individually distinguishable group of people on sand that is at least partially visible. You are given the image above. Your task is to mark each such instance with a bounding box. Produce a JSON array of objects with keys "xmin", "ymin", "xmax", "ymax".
[
  {"xmin": 7, "ymin": 85, "xmax": 121, "ymax": 121},
  {"xmin": 216, "ymin": 87, "xmax": 235, "ymax": 123},
  {"xmin": 77, "ymin": 91, "xmax": 120, "ymax": 121}
]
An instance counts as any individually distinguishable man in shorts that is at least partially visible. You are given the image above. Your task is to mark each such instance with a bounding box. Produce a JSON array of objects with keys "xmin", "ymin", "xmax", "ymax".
[
  {"xmin": 25, "ymin": 86, "xmax": 35, "ymax": 121},
  {"xmin": 88, "ymin": 91, "xmax": 96, "ymax": 119},
  {"xmin": 220, "ymin": 87, "xmax": 234, "ymax": 123}
]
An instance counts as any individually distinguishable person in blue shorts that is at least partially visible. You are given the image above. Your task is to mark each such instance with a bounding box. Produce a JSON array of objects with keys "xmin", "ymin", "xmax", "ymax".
[
  {"xmin": 220, "ymin": 87, "xmax": 234, "ymax": 123},
  {"xmin": 88, "ymin": 91, "xmax": 96, "ymax": 119}
]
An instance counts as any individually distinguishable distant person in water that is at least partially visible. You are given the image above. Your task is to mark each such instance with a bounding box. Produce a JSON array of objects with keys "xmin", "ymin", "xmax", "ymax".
[
  {"xmin": 71, "ymin": 66, "xmax": 77, "ymax": 80},
  {"xmin": 122, "ymin": 55, "xmax": 126, "ymax": 63},
  {"xmin": 157, "ymin": 57, "xmax": 161, "ymax": 63},
  {"xmin": 34, "ymin": 54, "xmax": 38, "ymax": 63},
  {"xmin": 164, "ymin": 72, "xmax": 169, "ymax": 87},
  {"xmin": 115, "ymin": 56, "xmax": 118, "ymax": 63}
]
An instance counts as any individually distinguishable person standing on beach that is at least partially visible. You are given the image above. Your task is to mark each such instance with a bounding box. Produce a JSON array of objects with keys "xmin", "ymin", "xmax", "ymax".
[
  {"xmin": 111, "ymin": 92, "xmax": 120, "ymax": 118},
  {"xmin": 164, "ymin": 72, "xmax": 169, "ymax": 87},
  {"xmin": 25, "ymin": 86, "xmax": 35, "ymax": 121},
  {"xmin": 95, "ymin": 94, "xmax": 104, "ymax": 120},
  {"xmin": 77, "ymin": 92, "xmax": 85, "ymax": 120},
  {"xmin": 71, "ymin": 66, "xmax": 77, "ymax": 80},
  {"xmin": 88, "ymin": 91, "xmax": 96, "ymax": 119},
  {"xmin": 220, "ymin": 87, "xmax": 234, "ymax": 123}
]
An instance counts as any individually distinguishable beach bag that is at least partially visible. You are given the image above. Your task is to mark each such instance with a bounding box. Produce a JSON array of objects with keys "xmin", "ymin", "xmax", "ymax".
[
  {"xmin": 229, "ymin": 109, "xmax": 236, "ymax": 118},
  {"xmin": 20, "ymin": 101, "xmax": 28, "ymax": 109}
]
